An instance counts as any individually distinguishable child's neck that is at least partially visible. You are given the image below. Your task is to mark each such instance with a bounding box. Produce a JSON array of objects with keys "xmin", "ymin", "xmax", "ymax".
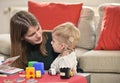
[{"xmin": 61, "ymin": 49, "xmax": 73, "ymax": 56}]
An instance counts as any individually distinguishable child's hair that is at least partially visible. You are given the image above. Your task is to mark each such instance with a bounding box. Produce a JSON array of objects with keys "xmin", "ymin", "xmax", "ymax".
[{"xmin": 52, "ymin": 22, "xmax": 80, "ymax": 50}]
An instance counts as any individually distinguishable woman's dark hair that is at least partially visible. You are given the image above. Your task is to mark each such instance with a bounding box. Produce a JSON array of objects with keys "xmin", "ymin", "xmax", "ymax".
[{"xmin": 10, "ymin": 11, "xmax": 47, "ymax": 69}]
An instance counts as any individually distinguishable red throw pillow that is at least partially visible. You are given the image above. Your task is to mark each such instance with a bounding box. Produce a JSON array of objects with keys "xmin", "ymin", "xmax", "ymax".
[
  {"xmin": 95, "ymin": 6, "xmax": 120, "ymax": 50},
  {"xmin": 28, "ymin": 1, "xmax": 83, "ymax": 30}
]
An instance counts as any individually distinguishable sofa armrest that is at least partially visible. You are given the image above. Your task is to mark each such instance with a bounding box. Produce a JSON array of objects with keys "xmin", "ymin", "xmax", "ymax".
[
  {"xmin": 79, "ymin": 50, "xmax": 120, "ymax": 73},
  {"xmin": 0, "ymin": 54, "xmax": 10, "ymax": 60},
  {"xmin": 0, "ymin": 34, "xmax": 10, "ymax": 56}
]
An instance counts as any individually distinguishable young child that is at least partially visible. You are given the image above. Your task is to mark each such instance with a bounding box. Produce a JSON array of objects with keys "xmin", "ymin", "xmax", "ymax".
[{"xmin": 49, "ymin": 22, "xmax": 80, "ymax": 75}]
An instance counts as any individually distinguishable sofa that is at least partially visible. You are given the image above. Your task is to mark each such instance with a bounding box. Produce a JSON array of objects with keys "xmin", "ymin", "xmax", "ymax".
[
  {"xmin": 76, "ymin": 3, "xmax": 120, "ymax": 83},
  {"xmin": 0, "ymin": 2, "xmax": 120, "ymax": 83}
]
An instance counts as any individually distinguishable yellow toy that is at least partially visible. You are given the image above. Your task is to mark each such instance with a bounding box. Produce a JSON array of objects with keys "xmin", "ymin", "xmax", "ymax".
[
  {"xmin": 69, "ymin": 70, "xmax": 73, "ymax": 77},
  {"xmin": 35, "ymin": 70, "xmax": 42, "ymax": 78},
  {"xmin": 25, "ymin": 67, "xmax": 35, "ymax": 79}
]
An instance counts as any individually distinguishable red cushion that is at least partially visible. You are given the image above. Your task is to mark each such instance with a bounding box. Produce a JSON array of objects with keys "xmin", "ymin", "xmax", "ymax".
[
  {"xmin": 95, "ymin": 6, "xmax": 120, "ymax": 50},
  {"xmin": 28, "ymin": 1, "xmax": 83, "ymax": 30}
]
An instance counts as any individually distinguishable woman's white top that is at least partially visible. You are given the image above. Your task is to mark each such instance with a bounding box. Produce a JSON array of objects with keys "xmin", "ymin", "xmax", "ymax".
[{"xmin": 50, "ymin": 51, "xmax": 77, "ymax": 73}]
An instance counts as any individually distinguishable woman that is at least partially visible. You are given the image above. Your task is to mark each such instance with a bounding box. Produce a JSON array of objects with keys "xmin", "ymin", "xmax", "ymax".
[{"xmin": 10, "ymin": 11, "xmax": 58, "ymax": 70}]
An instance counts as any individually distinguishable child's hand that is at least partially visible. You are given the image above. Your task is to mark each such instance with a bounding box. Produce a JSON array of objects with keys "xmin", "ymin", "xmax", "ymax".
[{"xmin": 71, "ymin": 68, "xmax": 77, "ymax": 75}]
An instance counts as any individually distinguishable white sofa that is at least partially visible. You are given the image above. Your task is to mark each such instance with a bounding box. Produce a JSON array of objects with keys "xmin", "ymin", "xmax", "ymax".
[
  {"xmin": 76, "ymin": 3, "xmax": 120, "ymax": 83},
  {"xmin": 0, "ymin": 3, "xmax": 120, "ymax": 83}
]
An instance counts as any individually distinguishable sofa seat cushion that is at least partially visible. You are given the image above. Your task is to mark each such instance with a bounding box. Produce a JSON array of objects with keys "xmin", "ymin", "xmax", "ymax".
[
  {"xmin": 75, "ymin": 48, "xmax": 89, "ymax": 60},
  {"xmin": 79, "ymin": 50, "xmax": 120, "ymax": 73}
]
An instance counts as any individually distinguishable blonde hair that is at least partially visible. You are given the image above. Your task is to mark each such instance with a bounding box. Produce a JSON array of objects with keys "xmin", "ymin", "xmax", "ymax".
[{"xmin": 52, "ymin": 22, "xmax": 80, "ymax": 50}]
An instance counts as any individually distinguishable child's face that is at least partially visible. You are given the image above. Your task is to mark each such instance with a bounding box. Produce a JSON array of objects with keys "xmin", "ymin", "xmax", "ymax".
[{"xmin": 51, "ymin": 34, "xmax": 64, "ymax": 53}]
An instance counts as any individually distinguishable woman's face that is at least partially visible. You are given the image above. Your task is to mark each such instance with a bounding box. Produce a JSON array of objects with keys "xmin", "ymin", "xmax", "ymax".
[{"xmin": 24, "ymin": 26, "xmax": 42, "ymax": 45}]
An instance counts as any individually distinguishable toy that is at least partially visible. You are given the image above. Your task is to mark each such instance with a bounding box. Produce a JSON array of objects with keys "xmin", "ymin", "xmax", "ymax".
[
  {"xmin": 28, "ymin": 61, "xmax": 38, "ymax": 67},
  {"xmin": 4, "ymin": 79, "xmax": 13, "ymax": 83},
  {"xmin": 27, "ymin": 79, "xmax": 38, "ymax": 83},
  {"xmin": 60, "ymin": 67, "xmax": 73, "ymax": 79},
  {"xmin": 35, "ymin": 70, "xmax": 42, "ymax": 78},
  {"xmin": 48, "ymin": 68, "xmax": 57, "ymax": 75},
  {"xmin": 15, "ymin": 77, "xmax": 25, "ymax": 82},
  {"xmin": 26, "ymin": 61, "xmax": 44, "ymax": 79},
  {"xmin": 33, "ymin": 62, "xmax": 44, "ymax": 75},
  {"xmin": 25, "ymin": 67, "xmax": 35, "ymax": 79}
]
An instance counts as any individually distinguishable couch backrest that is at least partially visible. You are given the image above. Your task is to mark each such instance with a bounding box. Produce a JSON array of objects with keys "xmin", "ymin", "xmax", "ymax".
[
  {"xmin": 0, "ymin": 5, "xmax": 97, "ymax": 56},
  {"xmin": 9, "ymin": 5, "xmax": 96, "ymax": 50},
  {"xmin": 77, "ymin": 6, "xmax": 96, "ymax": 50}
]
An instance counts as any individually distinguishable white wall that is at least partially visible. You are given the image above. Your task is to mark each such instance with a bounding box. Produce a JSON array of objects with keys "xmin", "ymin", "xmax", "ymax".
[
  {"xmin": 0, "ymin": 0, "xmax": 120, "ymax": 34},
  {"xmin": 0, "ymin": 0, "xmax": 27, "ymax": 34}
]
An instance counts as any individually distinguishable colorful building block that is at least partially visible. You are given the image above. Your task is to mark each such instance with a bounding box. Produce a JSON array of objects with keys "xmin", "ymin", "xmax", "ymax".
[
  {"xmin": 25, "ymin": 67, "xmax": 35, "ymax": 79},
  {"xmin": 35, "ymin": 70, "xmax": 42, "ymax": 78},
  {"xmin": 28, "ymin": 61, "xmax": 38, "ymax": 67},
  {"xmin": 33, "ymin": 62, "xmax": 44, "ymax": 75}
]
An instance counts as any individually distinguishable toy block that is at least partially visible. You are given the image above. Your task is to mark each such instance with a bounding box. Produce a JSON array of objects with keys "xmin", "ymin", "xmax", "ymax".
[
  {"xmin": 33, "ymin": 62, "xmax": 44, "ymax": 75},
  {"xmin": 35, "ymin": 70, "xmax": 42, "ymax": 78},
  {"xmin": 25, "ymin": 67, "xmax": 35, "ymax": 79},
  {"xmin": 28, "ymin": 61, "xmax": 38, "ymax": 67}
]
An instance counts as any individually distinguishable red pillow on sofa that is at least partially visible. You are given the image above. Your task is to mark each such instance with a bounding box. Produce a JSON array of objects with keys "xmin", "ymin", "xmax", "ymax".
[
  {"xmin": 28, "ymin": 1, "xmax": 83, "ymax": 30},
  {"xmin": 95, "ymin": 6, "xmax": 120, "ymax": 50}
]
